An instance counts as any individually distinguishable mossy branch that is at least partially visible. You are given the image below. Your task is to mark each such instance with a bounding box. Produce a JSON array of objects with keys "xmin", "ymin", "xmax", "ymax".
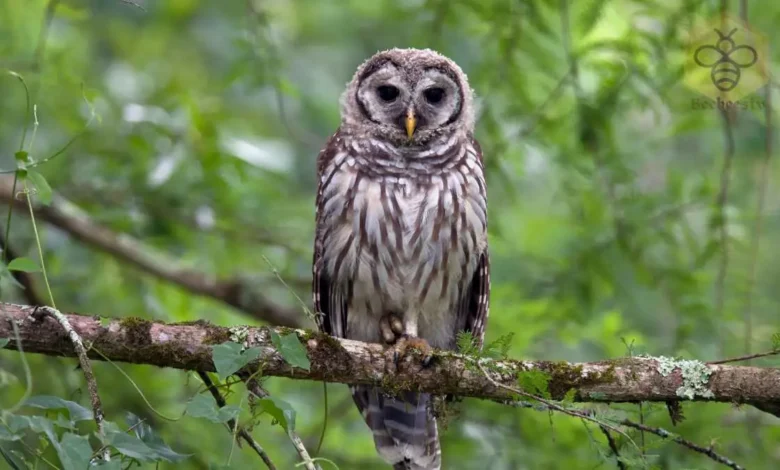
[{"xmin": 1, "ymin": 302, "xmax": 779, "ymax": 411}]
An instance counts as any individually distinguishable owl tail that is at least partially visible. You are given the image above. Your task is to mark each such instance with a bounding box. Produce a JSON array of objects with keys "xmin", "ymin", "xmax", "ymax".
[{"xmin": 350, "ymin": 385, "xmax": 441, "ymax": 470}]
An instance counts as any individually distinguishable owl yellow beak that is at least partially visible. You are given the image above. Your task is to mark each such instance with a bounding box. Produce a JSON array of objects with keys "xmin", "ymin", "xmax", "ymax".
[{"xmin": 405, "ymin": 109, "xmax": 416, "ymax": 140}]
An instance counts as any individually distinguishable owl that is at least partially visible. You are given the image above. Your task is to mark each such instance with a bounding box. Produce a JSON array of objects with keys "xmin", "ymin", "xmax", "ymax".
[{"xmin": 312, "ymin": 48, "xmax": 490, "ymax": 470}]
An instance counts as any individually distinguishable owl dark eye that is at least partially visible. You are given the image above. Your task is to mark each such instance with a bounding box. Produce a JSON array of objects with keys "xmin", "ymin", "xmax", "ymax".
[
  {"xmin": 423, "ymin": 87, "xmax": 445, "ymax": 104},
  {"xmin": 377, "ymin": 85, "xmax": 400, "ymax": 102}
]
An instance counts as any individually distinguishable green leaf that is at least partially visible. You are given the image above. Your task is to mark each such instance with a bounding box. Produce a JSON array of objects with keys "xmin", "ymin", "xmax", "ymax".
[
  {"xmin": 270, "ymin": 331, "xmax": 310, "ymax": 371},
  {"xmin": 561, "ymin": 388, "xmax": 578, "ymax": 405},
  {"xmin": 27, "ymin": 170, "xmax": 52, "ymax": 205},
  {"xmin": 772, "ymin": 332, "xmax": 780, "ymax": 351},
  {"xmin": 185, "ymin": 394, "xmax": 220, "ymax": 422},
  {"xmin": 483, "ymin": 333, "xmax": 515, "ymax": 360},
  {"xmin": 0, "ymin": 443, "xmax": 29, "ymax": 470},
  {"xmin": 0, "ymin": 267, "xmax": 25, "ymax": 290},
  {"xmin": 0, "ymin": 339, "xmax": 8, "ymax": 348},
  {"xmin": 211, "ymin": 341, "xmax": 261, "ymax": 380},
  {"xmin": 7, "ymin": 257, "xmax": 40, "ymax": 273},
  {"xmin": 106, "ymin": 431, "xmax": 159, "ymax": 462},
  {"xmin": 126, "ymin": 412, "xmax": 190, "ymax": 462},
  {"xmin": 57, "ymin": 433, "xmax": 92, "ymax": 470},
  {"xmin": 6, "ymin": 415, "xmax": 54, "ymax": 435},
  {"xmin": 6, "ymin": 415, "xmax": 60, "ymax": 455},
  {"xmin": 517, "ymin": 370, "xmax": 552, "ymax": 399},
  {"xmin": 13, "ymin": 151, "xmax": 28, "ymax": 163},
  {"xmin": 24, "ymin": 396, "xmax": 93, "ymax": 421},
  {"xmin": 456, "ymin": 331, "xmax": 478, "ymax": 355},
  {"xmin": 53, "ymin": 414, "xmax": 76, "ymax": 430},
  {"xmin": 93, "ymin": 461, "xmax": 122, "ymax": 470},
  {"xmin": 257, "ymin": 396, "xmax": 296, "ymax": 432},
  {"xmin": 0, "ymin": 426, "xmax": 21, "ymax": 442},
  {"xmin": 588, "ymin": 391, "xmax": 607, "ymax": 400},
  {"xmin": 218, "ymin": 405, "xmax": 241, "ymax": 423},
  {"xmin": 185, "ymin": 394, "xmax": 242, "ymax": 424}
]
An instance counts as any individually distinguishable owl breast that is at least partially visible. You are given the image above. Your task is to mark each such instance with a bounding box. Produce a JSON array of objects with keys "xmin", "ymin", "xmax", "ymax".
[{"xmin": 318, "ymin": 137, "xmax": 487, "ymax": 349}]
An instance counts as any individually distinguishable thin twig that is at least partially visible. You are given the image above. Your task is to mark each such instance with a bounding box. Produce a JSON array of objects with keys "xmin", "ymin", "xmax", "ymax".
[
  {"xmin": 713, "ymin": 0, "xmax": 736, "ymax": 359},
  {"xmin": 32, "ymin": 0, "xmax": 61, "ymax": 72},
  {"xmin": 505, "ymin": 388, "xmax": 744, "ymax": 469},
  {"xmin": 241, "ymin": 373, "xmax": 319, "ymax": 470},
  {"xmin": 198, "ymin": 371, "xmax": 277, "ymax": 470},
  {"xmin": 477, "ymin": 363, "xmax": 640, "ymax": 451},
  {"xmin": 741, "ymin": 18, "xmax": 773, "ymax": 366},
  {"xmin": 708, "ymin": 349, "xmax": 780, "ymax": 365},
  {"xmin": 314, "ymin": 381, "xmax": 328, "ymax": 455},
  {"xmin": 31, "ymin": 306, "xmax": 109, "ymax": 462},
  {"xmin": 599, "ymin": 425, "xmax": 627, "ymax": 470},
  {"xmin": 612, "ymin": 415, "xmax": 744, "ymax": 470}
]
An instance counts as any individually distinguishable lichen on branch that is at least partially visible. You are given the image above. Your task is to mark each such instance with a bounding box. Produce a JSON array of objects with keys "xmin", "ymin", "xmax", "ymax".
[{"xmin": 1, "ymin": 302, "xmax": 779, "ymax": 410}]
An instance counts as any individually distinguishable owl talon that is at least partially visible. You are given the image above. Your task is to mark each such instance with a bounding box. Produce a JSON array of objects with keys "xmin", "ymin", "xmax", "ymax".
[
  {"xmin": 379, "ymin": 313, "xmax": 405, "ymax": 345},
  {"xmin": 386, "ymin": 334, "xmax": 433, "ymax": 370},
  {"xmin": 421, "ymin": 352, "xmax": 433, "ymax": 368},
  {"xmin": 389, "ymin": 315, "xmax": 404, "ymax": 336}
]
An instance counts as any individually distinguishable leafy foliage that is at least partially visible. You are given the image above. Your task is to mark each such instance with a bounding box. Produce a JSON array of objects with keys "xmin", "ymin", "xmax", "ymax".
[
  {"xmin": 517, "ymin": 370, "xmax": 552, "ymax": 400},
  {"xmin": 185, "ymin": 394, "xmax": 241, "ymax": 424},
  {"xmin": 6, "ymin": 258, "xmax": 40, "ymax": 273},
  {"xmin": 269, "ymin": 330, "xmax": 311, "ymax": 371},
  {"xmin": 256, "ymin": 396, "xmax": 297, "ymax": 433},
  {"xmin": 211, "ymin": 341, "xmax": 262, "ymax": 381},
  {"xmin": 23, "ymin": 395, "xmax": 93, "ymax": 422}
]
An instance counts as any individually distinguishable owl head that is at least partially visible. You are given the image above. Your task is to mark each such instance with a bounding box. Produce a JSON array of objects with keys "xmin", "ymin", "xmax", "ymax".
[{"xmin": 340, "ymin": 48, "xmax": 475, "ymax": 145}]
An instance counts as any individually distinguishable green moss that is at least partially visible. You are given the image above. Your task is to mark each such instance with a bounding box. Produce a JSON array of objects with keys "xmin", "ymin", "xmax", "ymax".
[
  {"xmin": 202, "ymin": 326, "xmax": 232, "ymax": 345},
  {"xmin": 119, "ymin": 316, "xmax": 153, "ymax": 346},
  {"xmin": 171, "ymin": 319, "xmax": 213, "ymax": 327},
  {"xmin": 119, "ymin": 316, "xmax": 151, "ymax": 329},
  {"xmin": 525, "ymin": 361, "xmax": 617, "ymax": 400},
  {"xmin": 274, "ymin": 326, "xmax": 300, "ymax": 336},
  {"xmin": 309, "ymin": 331, "xmax": 343, "ymax": 349},
  {"xmin": 303, "ymin": 330, "xmax": 354, "ymax": 379}
]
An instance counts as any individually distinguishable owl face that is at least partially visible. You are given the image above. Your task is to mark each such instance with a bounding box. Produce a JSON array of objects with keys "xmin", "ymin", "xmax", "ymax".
[{"xmin": 341, "ymin": 48, "xmax": 474, "ymax": 145}]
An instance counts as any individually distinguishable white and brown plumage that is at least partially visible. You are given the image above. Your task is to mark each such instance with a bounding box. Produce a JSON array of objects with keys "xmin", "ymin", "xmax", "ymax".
[{"xmin": 312, "ymin": 48, "xmax": 490, "ymax": 470}]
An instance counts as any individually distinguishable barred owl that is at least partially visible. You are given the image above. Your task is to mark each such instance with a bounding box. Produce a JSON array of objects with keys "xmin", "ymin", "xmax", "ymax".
[{"xmin": 312, "ymin": 48, "xmax": 490, "ymax": 470}]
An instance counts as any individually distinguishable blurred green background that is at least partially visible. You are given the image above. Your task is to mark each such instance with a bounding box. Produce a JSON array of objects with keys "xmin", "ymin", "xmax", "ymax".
[{"xmin": 1, "ymin": 0, "xmax": 779, "ymax": 468}]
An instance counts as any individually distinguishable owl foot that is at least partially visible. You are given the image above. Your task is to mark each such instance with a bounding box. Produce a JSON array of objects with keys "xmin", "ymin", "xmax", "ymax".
[
  {"xmin": 385, "ymin": 334, "xmax": 434, "ymax": 369},
  {"xmin": 379, "ymin": 312, "xmax": 405, "ymax": 344}
]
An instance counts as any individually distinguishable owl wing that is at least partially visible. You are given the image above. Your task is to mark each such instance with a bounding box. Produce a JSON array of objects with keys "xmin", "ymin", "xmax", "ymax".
[
  {"xmin": 458, "ymin": 250, "xmax": 490, "ymax": 349},
  {"xmin": 457, "ymin": 136, "xmax": 490, "ymax": 349},
  {"xmin": 312, "ymin": 130, "xmax": 348, "ymax": 338}
]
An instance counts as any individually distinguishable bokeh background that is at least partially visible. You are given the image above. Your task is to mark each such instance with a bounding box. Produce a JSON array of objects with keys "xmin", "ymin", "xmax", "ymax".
[{"xmin": 1, "ymin": 0, "xmax": 779, "ymax": 468}]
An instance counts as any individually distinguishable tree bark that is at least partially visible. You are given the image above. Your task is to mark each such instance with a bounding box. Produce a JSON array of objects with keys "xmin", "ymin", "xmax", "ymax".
[{"xmin": 1, "ymin": 302, "xmax": 778, "ymax": 408}]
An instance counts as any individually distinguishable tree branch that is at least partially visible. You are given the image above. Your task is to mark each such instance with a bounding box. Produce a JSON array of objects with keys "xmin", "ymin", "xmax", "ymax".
[
  {"xmin": 0, "ymin": 175, "xmax": 305, "ymax": 328},
  {"xmin": 197, "ymin": 371, "xmax": 277, "ymax": 470},
  {"xmin": 1, "ymin": 302, "xmax": 778, "ymax": 410}
]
